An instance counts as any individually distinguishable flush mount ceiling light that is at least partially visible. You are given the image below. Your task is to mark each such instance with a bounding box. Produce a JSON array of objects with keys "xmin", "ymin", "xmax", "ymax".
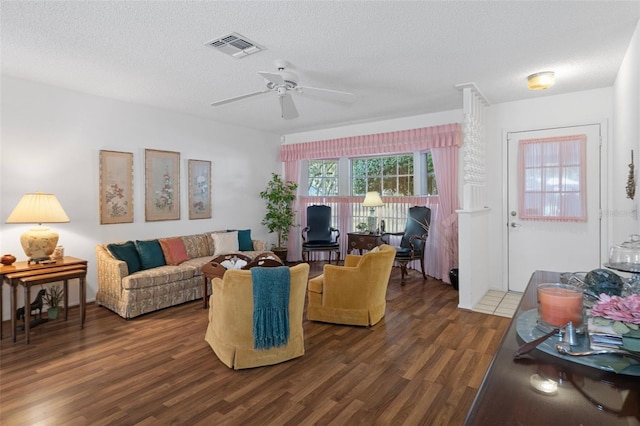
[{"xmin": 527, "ymin": 71, "xmax": 555, "ymax": 90}]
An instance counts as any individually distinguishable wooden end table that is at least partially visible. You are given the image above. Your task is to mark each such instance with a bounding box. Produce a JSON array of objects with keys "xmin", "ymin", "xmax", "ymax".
[
  {"xmin": 1, "ymin": 256, "xmax": 88, "ymax": 343},
  {"xmin": 347, "ymin": 232, "xmax": 384, "ymax": 255}
]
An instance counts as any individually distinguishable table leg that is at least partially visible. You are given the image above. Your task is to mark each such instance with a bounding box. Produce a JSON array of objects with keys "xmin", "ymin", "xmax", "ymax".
[
  {"xmin": 64, "ymin": 279, "xmax": 69, "ymax": 321},
  {"xmin": 80, "ymin": 276, "xmax": 85, "ymax": 328},
  {"xmin": 24, "ymin": 284, "xmax": 31, "ymax": 344},
  {"xmin": 11, "ymin": 283, "xmax": 17, "ymax": 342},
  {"xmin": 0, "ymin": 281, "xmax": 3, "ymax": 340},
  {"xmin": 203, "ymin": 276, "xmax": 208, "ymax": 309}
]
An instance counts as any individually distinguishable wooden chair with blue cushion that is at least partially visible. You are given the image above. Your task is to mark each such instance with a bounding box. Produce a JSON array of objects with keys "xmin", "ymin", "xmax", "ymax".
[
  {"xmin": 301, "ymin": 205, "xmax": 341, "ymax": 264},
  {"xmin": 383, "ymin": 205, "xmax": 431, "ymax": 285}
]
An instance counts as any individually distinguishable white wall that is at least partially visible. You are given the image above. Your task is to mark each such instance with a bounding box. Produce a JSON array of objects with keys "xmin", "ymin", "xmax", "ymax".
[
  {"xmin": 484, "ymin": 88, "xmax": 613, "ymax": 292},
  {"xmin": 283, "ymin": 109, "xmax": 463, "ymax": 144},
  {"xmin": 612, "ymin": 21, "xmax": 640, "ymax": 245},
  {"xmin": 1, "ymin": 76, "xmax": 282, "ymax": 319}
]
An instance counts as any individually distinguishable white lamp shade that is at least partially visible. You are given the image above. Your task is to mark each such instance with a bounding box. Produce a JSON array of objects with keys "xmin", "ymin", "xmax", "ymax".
[
  {"xmin": 362, "ymin": 191, "xmax": 384, "ymax": 207},
  {"xmin": 6, "ymin": 193, "xmax": 70, "ymax": 224}
]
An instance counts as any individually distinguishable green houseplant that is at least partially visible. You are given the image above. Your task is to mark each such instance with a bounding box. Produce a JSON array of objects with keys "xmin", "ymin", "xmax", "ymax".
[
  {"xmin": 43, "ymin": 284, "xmax": 64, "ymax": 320},
  {"xmin": 260, "ymin": 173, "xmax": 298, "ymax": 261}
]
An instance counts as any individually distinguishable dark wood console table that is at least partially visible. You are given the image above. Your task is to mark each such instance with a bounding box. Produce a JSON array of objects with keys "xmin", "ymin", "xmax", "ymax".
[
  {"xmin": 1, "ymin": 257, "xmax": 88, "ymax": 343},
  {"xmin": 465, "ymin": 270, "xmax": 639, "ymax": 425},
  {"xmin": 347, "ymin": 232, "xmax": 384, "ymax": 255}
]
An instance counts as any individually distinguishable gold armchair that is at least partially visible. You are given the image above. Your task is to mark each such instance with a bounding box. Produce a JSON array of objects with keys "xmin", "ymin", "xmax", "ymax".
[
  {"xmin": 204, "ymin": 263, "xmax": 310, "ymax": 369},
  {"xmin": 307, "ymin": 244, "xmax": 396, "ymax": 326}
]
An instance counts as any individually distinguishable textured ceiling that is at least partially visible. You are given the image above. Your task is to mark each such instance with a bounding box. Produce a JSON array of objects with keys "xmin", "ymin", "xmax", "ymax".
[{"xmin": 1, "ymin": 1, "xmax": 639, "ymax": 135}]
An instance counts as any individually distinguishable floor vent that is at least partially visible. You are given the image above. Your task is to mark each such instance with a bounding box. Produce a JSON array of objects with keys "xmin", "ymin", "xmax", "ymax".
[{"xmin": 205, "ymin": 32, "xmax": 265, "ymax": 58}]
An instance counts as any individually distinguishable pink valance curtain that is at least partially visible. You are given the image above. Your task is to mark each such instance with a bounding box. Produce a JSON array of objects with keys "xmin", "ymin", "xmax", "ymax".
[
  {"xmin": 518, "ymin": 134, "xmax": 587, "ymax": 222},
  {"xmin": 280, "ymin": 123, "xmax": 461, "ymax": 161}
]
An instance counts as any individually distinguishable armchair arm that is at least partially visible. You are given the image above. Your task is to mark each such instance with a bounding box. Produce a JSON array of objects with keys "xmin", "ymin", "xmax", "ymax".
[
  {"xmin": 95, "ymin": 244, "xmax": 128, "ymax": 296},
  {"xmin": 344, "ymin": 254, "xmax": 362, "ymax": 268},
  {"xmin": 330, "ymin": 227, "xmax": 340, "ymax": 242},
  {"xmin": 381, "ymin": 232, "xmax": 404, "ymax": 245},
  {"xmin": 301, "ymin": 226, "xmax": 310, "ymax": 242}
]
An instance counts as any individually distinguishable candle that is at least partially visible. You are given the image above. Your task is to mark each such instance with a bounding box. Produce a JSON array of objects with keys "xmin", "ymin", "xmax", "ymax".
[{"xmin": 537, "ymin": 283, "xmax": 584, "ymax": 327}]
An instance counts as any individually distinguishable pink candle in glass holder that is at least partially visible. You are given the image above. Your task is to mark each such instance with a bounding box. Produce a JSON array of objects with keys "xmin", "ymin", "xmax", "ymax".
[{"xmin": 537, "ymin": 283, "xmax": 584, "ymax": 327}]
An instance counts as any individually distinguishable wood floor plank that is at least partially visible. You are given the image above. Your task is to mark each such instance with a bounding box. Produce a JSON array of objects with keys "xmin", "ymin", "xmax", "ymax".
[{"xmin": 0, "ymin": 264, "xmax": 510, "ymax": 425}]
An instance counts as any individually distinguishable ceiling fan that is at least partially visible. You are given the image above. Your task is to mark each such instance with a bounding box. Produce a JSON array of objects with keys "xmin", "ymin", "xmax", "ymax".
[{"xmin": 210, "ymin": 60, "xmax": 355, "ymax": 120}]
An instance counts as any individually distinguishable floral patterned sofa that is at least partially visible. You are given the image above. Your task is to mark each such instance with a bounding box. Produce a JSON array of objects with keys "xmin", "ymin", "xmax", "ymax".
[{"xmin": 96, "ymin": 231, "xmax": 267, "ymax": 319}]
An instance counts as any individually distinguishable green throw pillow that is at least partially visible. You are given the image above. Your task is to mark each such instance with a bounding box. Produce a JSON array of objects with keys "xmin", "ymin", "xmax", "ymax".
[
  {"xmin": 107, "ymin": 241, "xmax": 142, "ymax": 274},
  {"xmin": 135, "ymin": 239, "xmax": 166, "ymax": 270},
  {"xmin": 237, "ymin": 229, "xmax": 253, "ymax": 251},
  {"xmin": 227, "ymin": 229, "xmax": 254, "ymax": 251}
]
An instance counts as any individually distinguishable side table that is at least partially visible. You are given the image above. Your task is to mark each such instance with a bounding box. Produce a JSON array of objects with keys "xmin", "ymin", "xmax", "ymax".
[
  {"xmin": 1, "ymin": 256, "xmax": 88, "ymax": 343},
  {"xmin": 347, "ymin": 232, "xmax": 384, "ymax": 255}
]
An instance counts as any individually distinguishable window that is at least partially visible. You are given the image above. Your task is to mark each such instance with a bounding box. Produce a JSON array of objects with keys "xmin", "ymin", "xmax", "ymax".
[
  {"xmin": 308, "ymin": 159, "xmax": 338, "ymax": 196},
  {"xmin": 426, "ymin": 151, "xmax": 438, "ymax": 196},
  {"xmin": 305, "ymin": 152, "xmax": 438, "ymax": 197},
  {"xmin": 518, "ymin": 134, "xmax": 586, "ymax": 221},
  {"xmin": 352, "ymin": 154, "xmax": 414, "ymax": 196}
]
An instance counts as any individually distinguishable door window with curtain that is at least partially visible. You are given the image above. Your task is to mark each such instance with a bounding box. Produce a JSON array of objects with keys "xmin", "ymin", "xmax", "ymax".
[{"xmin": 518, "ymin": 134, "xmax": 587, "ymax": 222}]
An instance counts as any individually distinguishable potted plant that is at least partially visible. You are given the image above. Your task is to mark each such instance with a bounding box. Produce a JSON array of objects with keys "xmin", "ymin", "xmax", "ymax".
[
  {"xmin": 43, "ymin": 284, "xmax": 64, "ymax": 319},
  {"xmin": 260, "ymin": 173, "xmax": 298, "ymax": 262}
]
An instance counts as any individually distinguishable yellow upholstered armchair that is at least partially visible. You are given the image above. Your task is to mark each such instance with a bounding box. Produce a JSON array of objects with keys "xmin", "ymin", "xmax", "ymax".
[
  {"xmin": 204, "ymin": 263, "xmax": 310, "ymax": 369},
  {"xmin": 307, "ymin": 244, "xmax": 396, "ymax": 326}
]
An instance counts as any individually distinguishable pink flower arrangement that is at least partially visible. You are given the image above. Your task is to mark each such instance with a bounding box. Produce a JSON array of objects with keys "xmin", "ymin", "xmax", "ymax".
[{"xmin": 591, "ymin": 294, "xmax": 640, "ymax": 324}]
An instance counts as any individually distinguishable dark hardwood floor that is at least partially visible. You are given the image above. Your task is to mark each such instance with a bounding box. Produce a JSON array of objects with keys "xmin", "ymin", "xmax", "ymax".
[{"xmin": 0, "ymin": 263, "xmax": 510, "ymax": 425}]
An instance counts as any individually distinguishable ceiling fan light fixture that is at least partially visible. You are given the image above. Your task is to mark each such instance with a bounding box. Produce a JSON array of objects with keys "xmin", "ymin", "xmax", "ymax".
[{"xmin": 527, "ymin": 71, "xmax": 555, "ymax": 90}]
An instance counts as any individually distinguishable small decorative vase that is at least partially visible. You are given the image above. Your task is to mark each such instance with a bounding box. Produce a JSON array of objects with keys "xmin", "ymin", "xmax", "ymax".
[
  {"xmin": 1, "ymin": 254, "xmax": 17, "ymax": 266},
  {"xmin": 449, "ymin": 268, "xmax": 459, "ymax": 291},
  {"xmin": 47, "ymin": 308, "xmax": 60, "ymax": 320}
]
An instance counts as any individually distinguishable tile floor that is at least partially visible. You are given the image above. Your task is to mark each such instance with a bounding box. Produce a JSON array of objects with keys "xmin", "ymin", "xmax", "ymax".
[{"xmin": 473, "ymin": 290, "xmax": 523, "ymax": 318}]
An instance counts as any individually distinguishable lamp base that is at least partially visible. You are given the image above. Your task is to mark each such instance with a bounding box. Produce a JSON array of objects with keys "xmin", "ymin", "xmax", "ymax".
[
  {"xmin": 367, "ymin": 216, "xmax": 377, "ymax": 233},
  {"xmin": 20, "ymin": 226, "xmax": 59, "ymax": 261},
  {"xmin": 27, "ymin": 256, "xmax": 55, "ymax": 265}
]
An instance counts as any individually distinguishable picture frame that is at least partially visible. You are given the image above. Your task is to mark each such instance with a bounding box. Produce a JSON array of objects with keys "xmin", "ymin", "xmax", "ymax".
[
  {"xmin": 145, "ymin": 149, "xmax": 180, "ymax": 221},
  {"xmin": 188, "ymin": 159, "xmax": 212, "ymax": 219},
  {"xmin": 99, "ymin": 150, "xmax": 134, "ymax": 224}
]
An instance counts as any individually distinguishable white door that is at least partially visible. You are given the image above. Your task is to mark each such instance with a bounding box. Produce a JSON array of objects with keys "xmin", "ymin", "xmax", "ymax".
[{"xmin": 507, "ymin": 124, "xmax": 602, "ymax": 292}]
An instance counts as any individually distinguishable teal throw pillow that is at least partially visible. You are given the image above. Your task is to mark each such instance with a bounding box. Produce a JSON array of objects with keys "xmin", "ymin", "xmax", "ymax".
[
  {"xmin": 238, "ymin": 229, "xmax": 253, "ymax": 251},
  {"xmin": 107, "ymin": 241, "xmax": 142, "ymax": 274},
  {"xmin": 135, "ymin": 239, "xmax": 166, "ymax": 270},
  {"xmin": 227, "ymin": 229, "xmax": 254, "ymax": 251}
]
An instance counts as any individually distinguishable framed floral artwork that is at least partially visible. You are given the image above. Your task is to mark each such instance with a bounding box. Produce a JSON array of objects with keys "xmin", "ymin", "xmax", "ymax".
[
  {"xmin": 145, "ymin": 149, "xmax": 180, "ymax": 221},
  {"xmin": 99, "ymin": 150, "xmax": 134, "ymax": 224},
  {"xmin": 188, "ymin": 159, "xmax": 212, "ymax": 219}
]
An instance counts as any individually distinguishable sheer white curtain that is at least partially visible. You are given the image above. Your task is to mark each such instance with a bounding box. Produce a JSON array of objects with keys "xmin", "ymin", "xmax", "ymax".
[
  {"xmin": 284, "ymin": 161, "xmax": 302, "ymax": 262},
  {"xmin": 518, "ymin": 134, "xmax": 587, "ymax": 222},
  {"xmin": 431, "ymin": 146, "xmax": 459, "ymax": 283}
]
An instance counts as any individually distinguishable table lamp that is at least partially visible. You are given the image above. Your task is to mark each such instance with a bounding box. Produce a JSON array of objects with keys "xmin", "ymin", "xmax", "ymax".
[
  {"xmin": 362, "ymin": 191, "xmax": 383, "ymax": 233},
  {"xmin": 5, "ymin": 192, "xmax": 70, "ymax": 264}
]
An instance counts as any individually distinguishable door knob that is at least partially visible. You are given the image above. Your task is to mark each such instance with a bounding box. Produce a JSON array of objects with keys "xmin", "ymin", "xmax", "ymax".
[{"xmin": 510, "ymin": 222, "xmax": 521, "ymax": 228}]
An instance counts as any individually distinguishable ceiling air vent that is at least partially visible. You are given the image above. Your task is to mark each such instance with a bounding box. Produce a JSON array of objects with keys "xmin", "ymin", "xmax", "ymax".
[{"xmin": 205, "ymin": 32, "xmax": 265, "ymax": 59}]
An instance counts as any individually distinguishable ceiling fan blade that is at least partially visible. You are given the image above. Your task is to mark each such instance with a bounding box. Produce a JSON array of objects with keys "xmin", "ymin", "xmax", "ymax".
[
  {"xmin": 279, "ymin": 93, "xmax": 299, "ymax": 120},
  {"xmin": 211, "ymin": 90, "xmax": 269, "ymax": 106},
  {"xmin": 296, "ymin": 85, "xmax": 355, "ymax": 97},
  {"xmin": 258, "ymin": 71, "xmax": 286, "ymax": 86}
]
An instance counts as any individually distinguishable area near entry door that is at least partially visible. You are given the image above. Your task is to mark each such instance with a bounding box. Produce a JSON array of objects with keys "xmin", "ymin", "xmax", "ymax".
[{"xmin": 507, "ymin": 124, "xmax": 603, "ymax": 292}]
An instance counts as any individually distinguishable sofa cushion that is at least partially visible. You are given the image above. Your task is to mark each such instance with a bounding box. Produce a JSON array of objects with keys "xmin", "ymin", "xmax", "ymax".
[
  {"xmin": 135, "ymin": 240, "xmax": 166, "ymax": 270},
  {"xmin": 182, "ymin": 234, "xmax": 211, "ymax": 259},
  {"xmin": 106, "ymin": 241, "xmax": 142, "ymax": 274},
  {"xmin": 159, "ymin": 237, "xmax": 190, "ymax": 265},
  {"xmin": 213, "ymin": 231, "xmax": 239, "ymax": 256},
  {"xmin": 122, "ymin": 265, "xmax": 196, "ymax": 290}
]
